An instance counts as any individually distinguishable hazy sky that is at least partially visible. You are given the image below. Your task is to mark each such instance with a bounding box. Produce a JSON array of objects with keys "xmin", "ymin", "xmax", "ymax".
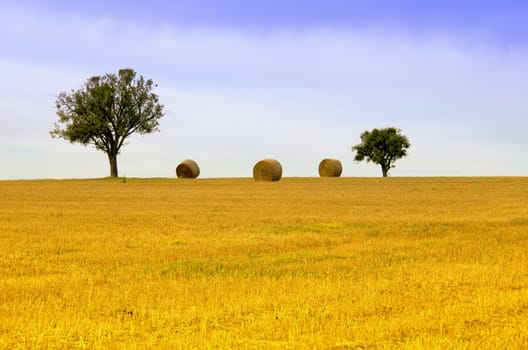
[{"xmin": 2, "ymin": 0, "xmax": 528, "ymax": 178}]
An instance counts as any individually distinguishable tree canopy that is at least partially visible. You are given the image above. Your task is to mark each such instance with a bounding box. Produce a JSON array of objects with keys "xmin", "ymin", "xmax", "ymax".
[
  {"xmin": 352, "ymin": 127, "xmax": 410, "ymax": 177},
  {"xmin": 51, "ymin": 69, "xmax": 164, "ymax": 177}
]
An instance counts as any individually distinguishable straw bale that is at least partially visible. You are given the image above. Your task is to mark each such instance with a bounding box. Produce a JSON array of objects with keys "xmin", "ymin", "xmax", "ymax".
[
  {"xmin": 318, "ymin": 158, "xmax": 342, "ymax": 177},
  {"xmin": 253, "ymin": 159, "xmax": 282, "ymax": 181},
  {"xmin": 176, "ymin": 159, "xmax": 200, "ymax": 179}
]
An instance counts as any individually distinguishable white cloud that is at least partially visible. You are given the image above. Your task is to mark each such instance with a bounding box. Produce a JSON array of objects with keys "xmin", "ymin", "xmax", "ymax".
[{"xmin": 1, "ymin": 5, "xmax": 528, "ymax": 179}]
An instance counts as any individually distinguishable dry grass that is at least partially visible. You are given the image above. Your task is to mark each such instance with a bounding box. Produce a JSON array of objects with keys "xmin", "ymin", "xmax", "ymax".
[{"xmin": 1, "ymin": 177, "xmax": 528, "ymax": 349}]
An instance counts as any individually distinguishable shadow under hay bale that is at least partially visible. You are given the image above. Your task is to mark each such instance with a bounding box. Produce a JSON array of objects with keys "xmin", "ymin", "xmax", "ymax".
[
  {"xmin": 253, "ymin": 159, "xmax": 282, "ymax": 181},
  {"xmin": 176, "ymin": 159, "xmax": 200, "ymax": 179},
  {"xmin": 318, "ymin": 158, "xmax": 342, "ymax": 177}
]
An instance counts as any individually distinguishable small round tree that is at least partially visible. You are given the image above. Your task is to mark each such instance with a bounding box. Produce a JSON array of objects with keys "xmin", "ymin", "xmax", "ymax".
[
  {"xmin": 51, "ymin": 68, "xmax": 165, "ymax": 177},
  {"xmin": 352, "ymin": 127, "xmax": 410, "ymax": 177}
]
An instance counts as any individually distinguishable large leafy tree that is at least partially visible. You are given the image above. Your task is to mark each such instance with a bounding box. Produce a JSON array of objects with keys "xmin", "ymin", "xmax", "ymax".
[
  {"xmin": 51, "ymin": 69, "xmax": 164, "ymax": 177},
  {"xmin": 352, "ymin": 127, "xmax": 410, "ymax": 177}
]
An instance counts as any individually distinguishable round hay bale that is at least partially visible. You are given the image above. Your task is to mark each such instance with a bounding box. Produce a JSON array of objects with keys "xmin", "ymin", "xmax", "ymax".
[
  {"xmin": 318, "ymin": 158, "xmax": 342, "ymax": 177},
  {"xmin": 253, "ymin": 159, "xmax": 282, "ymax": 181},
  {"xmin": 176, "ymin": 159, "xmax": 200, "ymax": 179}
]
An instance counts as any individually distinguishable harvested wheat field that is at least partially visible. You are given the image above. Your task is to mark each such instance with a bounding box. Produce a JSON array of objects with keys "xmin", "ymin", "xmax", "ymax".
[{"xmin": 1, "ymin": 177, "xmax": 528, "ymax": 349}]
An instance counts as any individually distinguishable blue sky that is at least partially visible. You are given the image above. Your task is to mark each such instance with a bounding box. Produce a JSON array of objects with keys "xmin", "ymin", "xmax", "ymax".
[{"xmin": 1, "ymin": 0, "xmax": 528, "ymax": 178}]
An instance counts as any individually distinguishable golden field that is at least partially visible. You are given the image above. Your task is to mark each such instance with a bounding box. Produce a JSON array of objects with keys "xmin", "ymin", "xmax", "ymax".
[{"xmin": 1, "ymin": 177, "xmax": 528, "ymax": 349}]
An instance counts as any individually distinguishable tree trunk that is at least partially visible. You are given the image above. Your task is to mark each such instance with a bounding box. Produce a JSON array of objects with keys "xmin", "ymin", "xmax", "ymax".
[
  {"xmin": 108, "ymin": 153, "xmax": 118, "ymax": 177},
  {"xmin": 381, "ymin": 164, "xmax": 389, "ymax": 177}
]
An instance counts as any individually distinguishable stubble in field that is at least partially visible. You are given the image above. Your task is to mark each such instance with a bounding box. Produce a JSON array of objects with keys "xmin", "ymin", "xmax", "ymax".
[{"xmin": 1, "ymin": 177, "xmax": 528, "ymax": 349}]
